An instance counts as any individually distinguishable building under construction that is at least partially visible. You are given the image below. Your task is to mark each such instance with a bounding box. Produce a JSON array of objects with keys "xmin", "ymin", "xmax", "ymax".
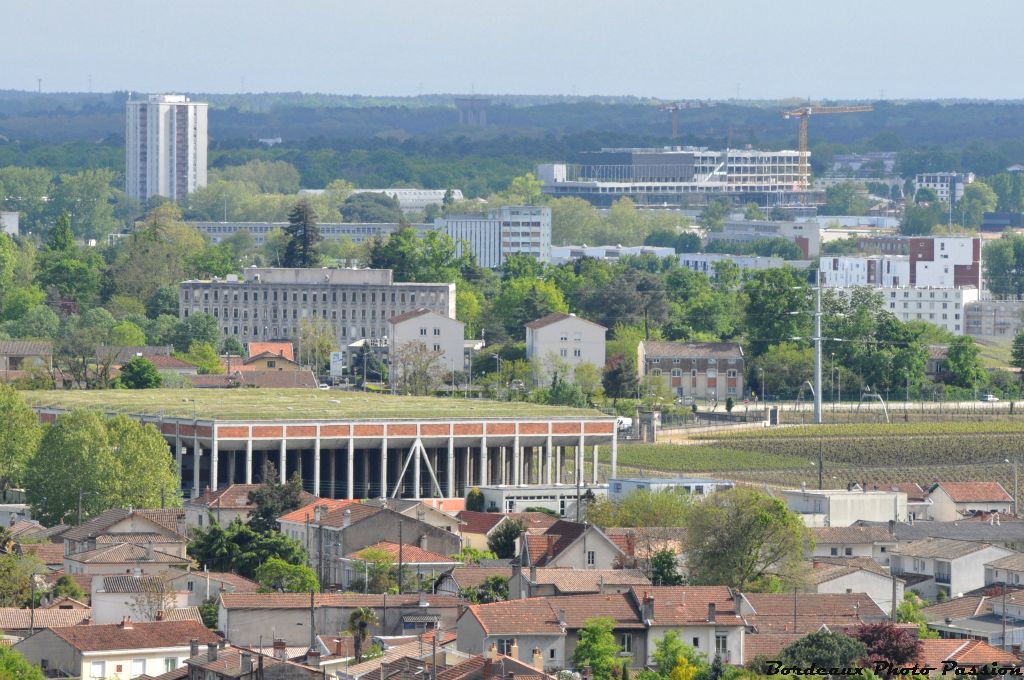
[{"xmin": 536, "ymin": 146, "xmax": 823, "ymax": 208}]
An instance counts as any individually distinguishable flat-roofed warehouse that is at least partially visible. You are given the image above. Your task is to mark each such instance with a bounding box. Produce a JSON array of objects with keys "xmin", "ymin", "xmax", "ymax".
[{"xmin": 23, "ymin": 390, "xmax": 617, "ymax": 501}]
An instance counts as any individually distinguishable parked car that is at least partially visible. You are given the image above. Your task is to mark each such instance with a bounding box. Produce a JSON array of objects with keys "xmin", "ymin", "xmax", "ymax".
[{"xmin": 981, "ymin": 394, "xmax": 1000, "ymax": 402}]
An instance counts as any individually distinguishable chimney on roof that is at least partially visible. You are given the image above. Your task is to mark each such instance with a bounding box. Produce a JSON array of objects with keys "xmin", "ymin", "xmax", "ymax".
[
  {"xmin": 155, "ymin": 609, "xmax": 164, "ymax": 621},
  {"xmin": 145, "ymin": 545, "xmax": 154, "ymax": 561},
  {"xmin": 314, "ymin": 505, "xmax": 323, "ymax": 523},
  {"xmin": 336, "ymin": 638, "xmax": 346, "ymax": 656},
  {"xmin": 119, "ymin": 616, "xmax": 133, "ymax": 629},
  {"xmin": 190, "ymin": 639, "xmax": 199, "ymax": 657},
  {"xmin": 486, "ymin": 642, "xmax": 498, "ymax": 660},
  {"xmin": 343, "ymin": 509, "xmax": 351, "ymax": 529},
  {"xmin": 707, "ymin": 602, "xmax": 716, "ymax": 623},
  {"xmin": 419, "ymin": 533, "xmax": 428, "ymax": 550},
  {"xmin": 599, "ymin": 575, "xmax": 605, "ymax": 594},
  {"xmin": 273, "ymin": 638, "xmax": 288, "ymax": 660},
  {"xmin": 207, "ymin": 642, "xmax": 218, "ymax": 662},
  {"xmin": 219, "ymin": 639, "xmax": 227, "ymax": 650},
  {"xmin": 241, "ymin": 652, "xmax": 253, "ymax": 674},
  {"xmin": 509, "ymin": 639, "xmax": 519, "ymax": 660},
  {"xmin": 641, "ymin": 593, "xmax": 655, "ymax": 623},
  {"xmin": 532, "ymin": 648, "xmax": 544, "ymax": 671},
  {"xmin": 307, "ymin": 648, "xmax": 321, "ymax": 665},
  {"xmin": 529, "ymin": 565, "xmax": 537, "ymax": 582},
  {"xmin": 888, "ymin": 519, "xmax": 895, "ymax": 536},
  {"xmin": 546, "ymin": 534, "xmax": 555, "ymax": 556}
]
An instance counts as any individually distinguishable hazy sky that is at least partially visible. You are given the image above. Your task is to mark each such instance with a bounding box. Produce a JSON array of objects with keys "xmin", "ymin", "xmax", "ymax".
[{"xmin": 7, "ymin": 0, "xmax": 1024, "ymax": 99}]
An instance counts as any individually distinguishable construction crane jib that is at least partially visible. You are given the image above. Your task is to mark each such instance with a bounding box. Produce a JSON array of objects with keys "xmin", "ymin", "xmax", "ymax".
[{"xmin": 781, "ymin": 104, "xmax": 874, "ymax": 188}]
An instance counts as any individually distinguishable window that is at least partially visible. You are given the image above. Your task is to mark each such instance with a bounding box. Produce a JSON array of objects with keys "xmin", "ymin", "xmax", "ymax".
[
  {"xmin": 433, "ymin": 344, "xmax": 441, "ymax": 352},
  {"xmin": 692, "ymin": 637, "xmax": 700, "ymax": 648},
  {"xmin": 573, "ymin": 349, "xmax": 582, "ymax": 358},
  {"xmin": 434, "ymin": 328, "xmax": 441, "ymax": 336},
  {"xmin": 497, "ymin": 639, "xmax": 515, "ymax": 655},
  {"xmin": 830, "ymin": 547, "xmax": 838, "ymax": 556},
  {"xmin": 587, "ymin": 550, "xmax": 596, "ymax": 566},
  {"xmin": 132, "ymin": 659, "xmax": 146, "ymax": 678},
  {"xmin": 550, "ymin": 649, "xmax": 556, "ymax": 659},
  {"xmin": 420, "ymin": 328, "xmax": 428, "ymax": 336},
  {"xmin": 561, "ymin": 349, "xmax": 568, "ymax": 358},
  {"xmin": 716, "ymin": 634, "xmax": 729, "ymax": 660},
  {"xmin": 187, "ymin": 580, "xmax": 194, "ymax": 592},
  {"xmin": 621, "ymin": 633, "xmax": 633, "ymax": 654},
  {"xmin": 844, "ymin": 547, "xmax": 853, "ymax": 556},
  {"xmin": 267, "ymin": 360, "xmax": 276, "ymax": 368},
  {"xmin": 91, "ymin": 661, "xmax": 106, "ymax": 679}
]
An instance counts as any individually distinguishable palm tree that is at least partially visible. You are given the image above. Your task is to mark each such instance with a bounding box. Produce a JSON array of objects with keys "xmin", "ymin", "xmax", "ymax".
[{"xmin": 348, "ymin": 606, "xmax": 379, "ymax": 662}]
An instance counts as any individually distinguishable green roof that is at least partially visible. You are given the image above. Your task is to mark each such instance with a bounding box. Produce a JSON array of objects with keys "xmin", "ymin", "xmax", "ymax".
[{"xmin": 21, "ymin": 389, "xmax": 604, "ymax": 422}]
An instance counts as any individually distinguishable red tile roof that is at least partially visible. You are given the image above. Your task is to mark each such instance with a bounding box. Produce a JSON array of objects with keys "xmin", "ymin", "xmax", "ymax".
[
  {"xmin": 188, "ymin": 484, "xmax": 316, "ymax": 511},
  {"xmin": 389, "ymin": 308, "xmax": 439, "ymax": 324},
  {"xmin": 916, "ymin": 639, "xmax": 1019, "ymax": 668},
  {"xmin": 239, "ymin": 369, "xmax": 318, "ymax": 388},
  {"xmin": 140, "ymin": 355, "xmax": 196, "ymax": 370},
  {"xmin": 318, "ymin": 502, "xmax": 383, "ymax": 528},
  {"xmin": 742, "ymin": 593, "xmax": 886, "ymax": 633},
  {"xmin": 277, "ymin": 498, "xmax": 360, "ymax": 524},
  {"xmin": 0, "ymin": 608, "xmax": 91, "ymax": 630},
  {"xmin": 891, "ymin": 483, "xmax": 928, "ymax": 502},
  {"xmin": 525, "ymin": 312, "xmax": 605, "ymax": 331},
  {"xmin": 441, "ymin": 567, "xmax": 514, "ymax": 590},
  {"xmin": 523, "ymin": 520, "xmax": 596, "ymax": 566},
  {"xmin": 18, "ymin": 542, "xmax": 65, "ymax": 565},
  {"xmin": 220, "ymin": 593, "xmax": 460, "ymax": 610},
  {"xmin": 919, "ymin": 596, "xmax": 992, "ymax": 621},
  {"xmin": 248, "ymin": 342, "xmax": 294, "ymax": 361},
  {"xmin": 743, "ymin": 633, "xmax": 804, "ymax": 661},
  {"xmin": 531, "ymin": 569, "xmax": 650, "ymax": 593},
  {"xmin": 811, "ymin": 526, "xmax": 895, "ymax": 544},
  {"xmin": 467, "ymin": 600, "xmax": 564, "ymax": 636},
  {"xmin": 65, "ymin": 543, "xmax": 189, "ymax": 565},
  {"xmin": 630, "ymin": 586, "xmax": 741, "ymax": 625},
  {"xmin": 46, "ymin": 620, "xmax": 219, "ymax": 652},
  {"xmin": 931, "ymin": 482, "xmax": 1013, "ymax": 503},
  {"xmin": 347, "ymin": 542, "xmax": 457, "ymax": 564},
  {"xmin": 457, "ymin": 511, "xmax": 507, "ymax": 535}
]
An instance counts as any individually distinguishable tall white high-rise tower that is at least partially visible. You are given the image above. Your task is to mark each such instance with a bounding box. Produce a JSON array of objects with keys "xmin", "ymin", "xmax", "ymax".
[{"xmin": 125, "ymin": 94, "xmax": 208, "ymax": 204}]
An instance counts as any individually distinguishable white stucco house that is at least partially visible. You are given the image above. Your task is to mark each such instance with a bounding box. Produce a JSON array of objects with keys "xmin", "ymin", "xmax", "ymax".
[
  {"xmin": 926, "ymin": 482, "xmax": 1014, "ymax": 521},
  {"xmin": 525, "ymin": 312, "xmax": 606, "ymax": 384},
  {"xmin": 389, "ymin": 308, "xmax": 467, "ymax": 378},
  {"xmin": 890, "ymin": 538, "xmax": 1015, "ymax": 600},
  {"xmin": 783, "ymin": 487, "xmax": 908, "ymax": 527}
]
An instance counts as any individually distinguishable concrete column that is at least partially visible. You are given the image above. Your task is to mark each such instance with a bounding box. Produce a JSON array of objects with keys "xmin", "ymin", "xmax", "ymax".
[
  {"xmin": 447, "ymin": 437, "xmax": 456, "ymax": 498},
  {"xmin": 555, "ymin": 445, "xmax": 562, "ymax": 484},
  {"xmin": 499, "ymin": 447, "xmax": 507, "ymax": 485},
  {"xmin": 210, "ymin": 435, "xmax": 219, "ymax": 491},
  {"xmin": 545, "ymin": 436, "xmax": 553, "ymax": 484},
  {"xmin": 611, "ymin": 432, "xmax": 618, "ymax": 480},
  {"xmin": 346, "ymin": 438, "xmax": 355, "ymax": 500},
  {"xmin": 592, "ymin": 444, "xmax": 598, "ymax": 484},
  {"xmin": 463, "ymin": 446, "xmax": 471, "ymax": 493},
  {"xmin": 577, "ymin": 433, "xmax": 585, "ymax": 484},
  {"xmin": 175, "ymin": 442, "xmax": 185, "ymax": 492},
  {"xmin": 380, "ymin": 437, "xmax": 388, "ymax": 498},
  {"xmin": 227, "ymin": 450, "xmax": 235, "ymax": 486},
  {"xmin": 480, "ymin": 437, "xmax": 488, "ymax": 486},
  {"xmin": 313, "ymin": 426, "xmax": 322, "ymax": 497},
  {"xmin": 192, "ymin": 445, "xmax": 201, "ymax": 498},
  {"xmin": 413, "ymin": 444, "xmax": 421, "ymax": 500},
  {"xmin": 279, "ymin": 439, "xmax": 287, "ymax": 484},
  {"xmin": 245, "ymin": 436, "xmax": 253, "ymax": 484},
  {"xmin": 512, "ymin": 436, "xmax": 521, "ymax": 486}
]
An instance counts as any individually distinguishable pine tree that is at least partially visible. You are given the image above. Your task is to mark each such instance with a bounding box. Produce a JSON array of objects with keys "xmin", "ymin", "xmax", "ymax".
[
  {"xmin": 48, "ymin": 212, "xmax": 75, "ymax": 251},
  {"xmin": 283, "ymin": 199, "xmax": 321, "ymax": 267}
]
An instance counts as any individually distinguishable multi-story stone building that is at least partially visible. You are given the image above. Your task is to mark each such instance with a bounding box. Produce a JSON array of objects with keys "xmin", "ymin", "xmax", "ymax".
[
  {"xmin": 125, "ymin": 94, "xmax": 207, "ymax": 204},
  {"xmin": 914, "ymin": 172, "xmax": 974, "ymax": 205},
  {"xmin": 637, "ymin": 341, "xmax": 744, "ymax": 402},
  {"xmin": 179, "ymin": 268, "xmax": 454, "ymax": 347},
  {"xmin": 435, "ymin": 206, "xmax": 551, "ymax": 269}
]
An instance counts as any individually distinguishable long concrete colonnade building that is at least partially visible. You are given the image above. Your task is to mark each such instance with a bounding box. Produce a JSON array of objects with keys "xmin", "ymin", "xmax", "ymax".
[{"xmin": 24, "ymin": 390, "xmax": 618, "ymax": 500}]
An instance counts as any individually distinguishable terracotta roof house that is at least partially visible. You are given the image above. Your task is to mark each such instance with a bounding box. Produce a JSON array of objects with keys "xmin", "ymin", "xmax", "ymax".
[
  {"xmin": 184, "ymin": 483, "xmax": 316, "ymax": 529},
  {"xmin": 0, "ymin": 607, "xmax": 92, "ymax": 637},
  {"xmin": 524, "ymin": 313, "xmax": 606, "ymax": 385},
  {"xmin": 183, "ymin": 642, "xmax": 321, "ymax": 680},
  {"xmin": 457, "ymin": 587, "xmax": 748, "ymax": 670},
  {"xmin": 237, "ymin": 369, "xmax": 318, "ymax": 388},
  {"xmin": 804, "ymin": 559, "xmax": 905, "ymax": 614},
  {"xmin": 62, "ymin": 509, "xmax": 186, "ymax": 551},
  {"xmin": 247, "ymin": 342, "xmax": 295, "ymax": 362},
  {"xmin": 520, "ymin": 520, "xmax": 625, "ymax": 569},
  {"xmin": 810, "ymin": 525, "xmax": 899, "ymax": 566},
  {"xmin": 17, "ymin": 542, "xmax": 66, "ymax": 569},
  {"xmin": 436, "ymin": 567, "xmax": 515, "ymax": 596},
  {"xmin": 920, "ymin": 595, "xmax": 993, "ymax": 623},
  {"xmin": 436, "ymin": 651, "xmax": 552, "ymax": 680},
  {"xmin": 279, "ymin": 502, "xmax": 461, "ymax": 591},
  {"xmin": 927, "ymin": 482, "xmax": 1014, "ymax": 521},
  {"xmin": 343, "ymin": 541, "xmax": 460, "ymax": 588},
  {"xmin": 739, "ymin": 592, "xmax": 887, "ymax": 634},
  {"xmin": 509, "ymin": 565, "xmax": 650, "ymax": 598},
  {"xmin": 218, "ymin": 592, "xmax": 462, "ymax": 647},
  {"xmin": 915, "ymin": 639, "xmax": 1020, "ymax": 672},
  {"xmin": 13, "ymin": 619, "xmax": 220, "ymax": 680},
  {"xmin": 457, "ymin": 511, "xmax": 558, "ymax": 551},
  {"xmin": 65, "ymin": 543, "xmax": 191, "ymax": 578}
]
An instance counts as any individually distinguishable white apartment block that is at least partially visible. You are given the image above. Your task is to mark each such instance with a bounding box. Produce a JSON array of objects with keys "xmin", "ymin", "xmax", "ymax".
[
  {"xmin": 550, "ymin": 244, "xmax": 676, "ymax": 264},
  {"xmin": 679, "ymin": 252, "xmax": 808, "ymax": 276},
  {"xmin": 525, "ymin": 312, "xmax": 607, "ymax": 381},
  {"xmin": 388, "ymin": 309, "xmax": 467, "ymax": 378},
  {"xmin": 821, "ymin": 237, "xmax": 982, "ymax": 291},
  {"xmin": 715, "ymin": 220, "xmax": 822, "ymax": 257},
  {"xmin": 349, "ymin": 188, "xmax": 465, "ymax": 212},
  {"xmin": 820, "ymin": 256, "xmax": 910, "ymax": 288},
  {"xmin": 179, "ymin": 267, "xmax": 455, "ymax": 347},
  {"xmin": 125, "ymin": 94, "xmax": 207, "ymax": 203},
  {"xmin": 881, "ymin": 286, "xmax": 979, "ymax": 335},
  {"xmin": 914, "ymin": 172, "xmax": 974, "ymax": 205},
  {"xmin": 436, "ymin": 206, "xmax": 551, "ymax": 269}
]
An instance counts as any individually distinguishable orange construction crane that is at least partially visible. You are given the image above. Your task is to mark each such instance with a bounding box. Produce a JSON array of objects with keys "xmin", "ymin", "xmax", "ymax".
[
  {"xmin": 782, "ymin": 104, "xmax": 873, "ymax": 187},
  {"xmin": 659, "ymin": 100, "xmax": 715, "ymax": 139}
]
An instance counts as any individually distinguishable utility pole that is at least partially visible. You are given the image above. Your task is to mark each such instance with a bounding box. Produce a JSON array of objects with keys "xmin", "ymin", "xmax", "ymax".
[{"xmin": 813, "ymin": 280, "xmax": 823, "ymax": 425}]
